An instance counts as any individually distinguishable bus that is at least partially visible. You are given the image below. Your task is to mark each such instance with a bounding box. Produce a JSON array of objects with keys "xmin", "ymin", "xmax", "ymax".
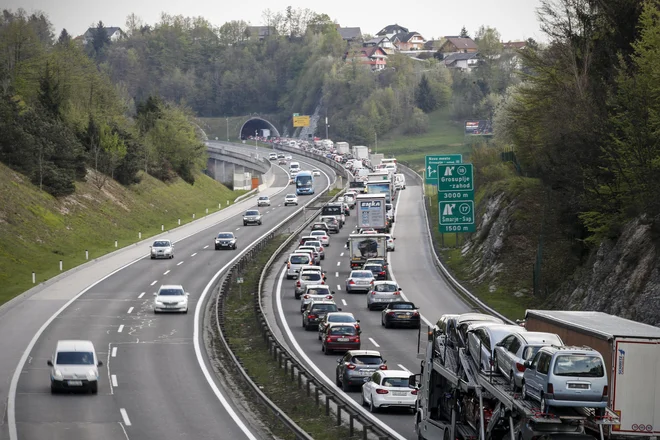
[{"xmin": 295, "ymin": 170, "xmax": 314, "ymax": 195}]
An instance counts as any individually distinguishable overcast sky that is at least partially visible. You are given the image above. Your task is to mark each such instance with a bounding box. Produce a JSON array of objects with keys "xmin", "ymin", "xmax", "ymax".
[{"xmin": 6, "ymin": 0, "xmax": 545, "ymax": 43}]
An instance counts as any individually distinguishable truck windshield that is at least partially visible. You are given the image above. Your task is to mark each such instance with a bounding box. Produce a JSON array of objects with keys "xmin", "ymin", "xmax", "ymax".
[
  {"xmin": 553, "ymin": 355, "xmax": 604, "ymax": 377},
  {"xmin": 296, "ymin": 175, "xmax": 313, "ymax": 187}
]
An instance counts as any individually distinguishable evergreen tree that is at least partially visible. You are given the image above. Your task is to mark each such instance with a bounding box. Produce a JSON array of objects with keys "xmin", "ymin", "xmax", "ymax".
[
  {"xmin": 91, "ymin": 21, "xmax": 111, "ymax": 57},
  {"xmin": 460, "ymin": 26, "xmax": 470, "ymax": 38},
  {"xmin": 415, "ymin": 74, "xmax": 437, "ymax": 113},
  {"xmin": 57, "ymin": 29, "xmax": 71, "ymax": 45},
  {"xmin": 38, "ymin": 62, "xmax": 63, "ymax": 118}
]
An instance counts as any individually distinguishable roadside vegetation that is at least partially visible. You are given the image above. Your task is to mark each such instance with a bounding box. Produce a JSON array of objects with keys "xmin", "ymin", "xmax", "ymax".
[{"xmin": 221, "ymin": 235, "xmax": 352, "ymax": 439}]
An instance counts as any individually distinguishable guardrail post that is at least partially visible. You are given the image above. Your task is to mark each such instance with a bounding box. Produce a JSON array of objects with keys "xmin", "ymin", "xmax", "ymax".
[
  {"xmin": 297, "ymin": 370, "xmax": 302, "ymax": 389},
  {"xmin": 325, "ymin": 395, "xmax": 331, "ymax": 416},
  {"xmin": 336, "ymin": 405, "xmax": 342, "ymax": 426},
  {"xmin": 315, "ymin": 386, "xmax": 320, "ymax": 406},
  {"xmin": 306, "ymin": 378, "xmax": 311, "ymax": 397},
  {"xmin": 349, "ymin": 413, "xmax": 355, "ymax": 436}
]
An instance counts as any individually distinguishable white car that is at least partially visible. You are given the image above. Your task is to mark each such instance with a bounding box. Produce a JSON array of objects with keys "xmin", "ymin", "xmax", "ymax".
[
  {"xmin": 48, "ymin": 340, "xmax": 102, "ymax": 394},
  {"xmin": 150, "ymin": 239, "xmax": 174, "ymax": 259},
  {"xmin": 285, "ymin": 154, "xmax": 293, "ymax": 160},
  {"xmin": 309, "ymin": 230, "xmax": 330, "ymax": 246},
  {"xmin": 153, "ymin": 284, "xmax": 189, "ymax": 313},
  {"xmin": 385, "ymin": 234, "xmax": 395, "ymax": 251},
  {"xmin": 312, "ymin": 169, "xmax": 321, "ymax": 176},
  {"xmin": 361, "ymin": 370, "xmax": 416, "ymax": 413},
  {"xmin": 284, "ymin": 194, "xmax": 299, "ymax": 206},
  {"xmin": 257, "ymin": 196, "xmax": 271, "ymax": 207},
  {"xmin": 268, "ymin": 153, "xmax": 278, "ymax": 160}
]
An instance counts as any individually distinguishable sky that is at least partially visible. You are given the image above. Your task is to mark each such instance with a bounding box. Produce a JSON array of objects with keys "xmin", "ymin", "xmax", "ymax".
[{"xmin": 5, "ymin": 0, "xmax": 545, "ymax": 43}]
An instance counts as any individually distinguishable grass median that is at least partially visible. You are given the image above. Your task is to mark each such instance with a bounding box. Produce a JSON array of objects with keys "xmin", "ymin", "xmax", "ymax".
[{"xmin": 221, "ymin": 234, "xmax": 352, "ymax": 439}]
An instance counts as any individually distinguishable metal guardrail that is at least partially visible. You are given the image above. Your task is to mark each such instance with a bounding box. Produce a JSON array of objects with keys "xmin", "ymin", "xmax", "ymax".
[{"xmin": 397, "ymin": 163, "xmax": 514, "ymax": 324}]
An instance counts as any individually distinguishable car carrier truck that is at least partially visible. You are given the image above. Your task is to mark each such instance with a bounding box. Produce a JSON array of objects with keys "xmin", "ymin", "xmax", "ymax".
[
  {"xmin": 524, "ymin": 310, "xmax": 660, "ymax": 438},
  {"xmin": 347, "ymin": 233, "xmax": 387, "ymax": 269},
  {"xmin": 412, "ymin": 313, "xmax": 621, "ymax": 440}
]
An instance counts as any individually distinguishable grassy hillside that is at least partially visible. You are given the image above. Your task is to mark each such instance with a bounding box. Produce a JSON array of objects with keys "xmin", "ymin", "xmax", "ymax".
[
  {"xmin": 377, "ymin": 108, "xmax": 470, "ymax": 170},
  {"xmin": 0, "ymin": 163, "xmax": 245, "ymax": 305}
]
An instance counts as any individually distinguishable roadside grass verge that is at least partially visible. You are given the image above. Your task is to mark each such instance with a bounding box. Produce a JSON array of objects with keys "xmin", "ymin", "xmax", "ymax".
[
  {"xmin": 223, "ymin": 235, "xmax": 352, "ymax": 439},
  {"xmin": 0, "ymin": 163, "xmax": 245, "ymax": 305}
]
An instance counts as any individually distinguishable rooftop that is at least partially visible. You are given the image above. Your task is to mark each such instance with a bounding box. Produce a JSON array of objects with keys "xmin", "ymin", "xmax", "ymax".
[{"xmin": 526, "ymin": 310, "xmax": 660, "ymax": 339}]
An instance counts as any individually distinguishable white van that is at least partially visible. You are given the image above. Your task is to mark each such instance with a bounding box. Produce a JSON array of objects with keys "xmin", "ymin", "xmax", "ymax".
[
  {"xmin": 289, "ymin": 162, "xmax": 300, "ymax": 173},
  {"xmin": 286, "ymin": 252, "xmax": 312, "ymax": 279},
  {"xmin": 394, "ymin": 173, "xmax": 406, "ymax": 190},
  {"xmin": 48, "ymin": 340, "xmax": 102, "ymax": 394}
]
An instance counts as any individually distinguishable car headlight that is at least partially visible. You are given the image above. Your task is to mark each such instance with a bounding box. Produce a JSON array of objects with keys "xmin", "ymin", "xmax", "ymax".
[
  {"xmin": 215, "ymin": 239, "xmax": 220, "ymax": 243},
  {"xmin": 87, "ymin": 369, "xmax": 97, "ymax": 380},
  {"xmin": 155, "ymin": 300, "xmax": 163, "ymax": 305},
  {"xmin": 53, "ymin": 369, "xmax": 63, "ymax": 379}
]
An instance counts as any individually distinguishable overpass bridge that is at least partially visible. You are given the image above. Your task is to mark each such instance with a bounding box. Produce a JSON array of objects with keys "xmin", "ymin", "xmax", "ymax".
[{"xmin": 206, "ymin": 141, "xmax": 276, "ymax": 191}]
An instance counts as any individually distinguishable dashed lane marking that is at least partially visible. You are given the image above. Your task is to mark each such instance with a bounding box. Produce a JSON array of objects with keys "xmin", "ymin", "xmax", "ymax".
[
  {"xmin": 117, "ymin": 325, "xmax": 124, "ymax": 333},
  {"xmin": 111, "ymin": 375, "xmax": 118, "ymax": 387},
  {"xmin": 111, "ymin": 347, "xmax": 117, "ymax": 357},
  {"xmin": 138, "ymin": 292, "xmax": 145, "ymax": 299},
  {"xmin": 177, "ymin": 261, "xmax": 183, "ymax": 266},
  {"xmin": 163, "ymin": 270, "xmax": 170, "ymax": 275},
  {"xmin": 127, "ymin": 307, "xmax": 134, "ymax": 314},
  {"xmin": 150, "ymin": 280, "xmax": 157, "ymax": 286},
  {"xmin": 368, "ymin": 338, "xmax": 380, "ymax": 347},
  {"xmin": 191, "ymin": 253, "xmax": 197, "ymax": 257},
  {"xmin": 120, "ymin": 408, "xmax": 131, "ymax": 426}
]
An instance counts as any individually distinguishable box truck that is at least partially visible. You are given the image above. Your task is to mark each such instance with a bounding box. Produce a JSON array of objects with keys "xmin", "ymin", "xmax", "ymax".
[
  {"xmin": 352, "ymin": 145, "xmax": 369, "ymax": 160},
  {"xmin": 347, "ymin": 233, "xmax": 388, "ymax": 269},
  {"xmin": 335, "ymin": 142, "xmax": 350, "ymax": 155},
  {"xmin": 524, "ymin": 310, "xmax": 660, "ymax": 438}
]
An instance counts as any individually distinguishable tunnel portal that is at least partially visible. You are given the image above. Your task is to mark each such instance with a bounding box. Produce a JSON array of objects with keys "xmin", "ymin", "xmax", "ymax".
[{"xmin": 240, "ymin": 117, "xmax": 280, "ymax": 139}]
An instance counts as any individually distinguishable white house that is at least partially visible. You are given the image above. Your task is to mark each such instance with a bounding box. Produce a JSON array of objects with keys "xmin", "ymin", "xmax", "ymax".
[
  {"xmin": 443, "ymin": 52, "xmax": 479, "ymax": 71},
  {"xmin": 82, "ymin": 27, "xmax": 123, "ymax": 45}
]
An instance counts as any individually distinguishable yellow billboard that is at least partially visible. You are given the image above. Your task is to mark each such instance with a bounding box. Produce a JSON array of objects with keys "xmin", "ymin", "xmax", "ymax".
[{"xmin": 293, "ymin": 115, "xmax": 310, "ymax": 127}]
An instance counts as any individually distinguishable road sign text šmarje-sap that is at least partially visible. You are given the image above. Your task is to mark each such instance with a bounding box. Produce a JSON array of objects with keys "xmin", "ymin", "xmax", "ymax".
[
  {"xmin": 425, "ymin": 154, "xmax": 463, "ymax": 185},
  {"xmin": 438, "ymin": 201, "xmax": 475, "ymax": 233}
]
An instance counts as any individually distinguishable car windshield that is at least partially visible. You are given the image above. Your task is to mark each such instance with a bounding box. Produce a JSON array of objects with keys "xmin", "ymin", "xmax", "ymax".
[
  {"xmin": 381, "ymin": 377, "xmax": 409, "ymax": 387},
  {"xmin": 391, "ymin": 303, "xmax": 415, "ymax": 310},
  {"xmin": 329, "ymin": 326, "xmax": 357, "ymax": 336},
  {"xmin": 310, "ymin": 231, "xmax": 324, "ymax": 236},
  {"xmin": 159, "ymin": 288, "xmax": 184, "ymax": 296},
  {"xmin": 300, "ymin": 273, "xmax": 321, "ymax": 281},
  {"xmin": 307, "ymin": 288, "xmax": 330, "ymax": 295},
  {"xmin": 153, "ymin": 241, "xmax": 170, "ymax": 247},
  {"xmin": 352, "ymin": 272, "xmax": 372, "ymax": 278},
  {"xmin": 352, "ymin": 355, "xmax": 383, "ymax": 365},
  {"xmin": 246, "ymin": 211, "xmax": 259, "ymax": 216},
  {"xmin": 329, "ymin": 315, "xmax": 356, "ymax": 323},
  {"xmin": 290, "ymin": 255, "xmax": 310, "ymax": 264},
  {"xmin": 218, "ymin": 233, "xmax": 233, "ymax": 239},
  {"xmin": 523, "ymin": 345, "xmax": 544, "ymax": 360},
  {"xmin": 286, "ymin": 195, "xmax": 295, "ymax": 198},
  {"xmin": 56, "ymin": 351, "xmax": 94, "ymax": 365},
  {"xmin": 312, "ymin": 304, "xmax": 337, "ymax": 312},
  {"xmin": 259, "ymin": 197, "xmax": 268, "ymax": 200},
  {"xmin": 375, "ymin": 284, "xmax": 397, "ymax": 292},
  {"xmin": 553, "ymin": 355, "xmax": 605, "ymax": 377}
]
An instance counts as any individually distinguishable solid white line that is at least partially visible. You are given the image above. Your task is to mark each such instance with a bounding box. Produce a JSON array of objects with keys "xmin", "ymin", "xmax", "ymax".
[
  {"xmin": 275, "ymin": 266, "xmax": 405, "ymax": 440},
  {"xmin": 204, "ymin": 245, "xmax": 209, "ymax": 249},
  {"xmin": 111, "ymin": 347, "xmax": 117, "ymax": 357},
  {"xmin": 111, "ymin": 374, "xmax": 118, "ymax": 387},
  {"xmin": 127, "ymin": 307, "xmax": 134, "ymax": 314},
  {"xmin": 163, "ymin": 270, "xmax": 170, "ymax": 275},
  {"xmin": 120, "ymin": 408, "xmax": 132, "ymax": 426},
  {"xmin": 150, "ymin": 280, "xmax": 157, "ymax": 286},
  {"xmin": 341, "ymin": 299, "xmax": 347, "ymax": 306},
  {"xmin": 177, "ymin": 261, "xmax": 183, "ymax": 266},
  {"xmin": 118, "ymin": 325, "xmax": 124, "ymax": 333},
  {"xmin": 340, "ymin": 252, "xmax": 344, "ymax": 257},
  {"xmin": 369, "ymin": 337, "xmax": 380, "ymax": 347},
  {"xmin": 398, "ymin": 364, "xmax": 410, "ymax": 372},
  {"xmin": 336, "ymin": 261, "xmax": 341, "ymax": 266},
  {"xmin": 191, "ymin": 252, "xmax": 197, "ymax": 257},
  {"xmin": 138, "ymin": 292, "xmax": 145, "ymax": 299}
]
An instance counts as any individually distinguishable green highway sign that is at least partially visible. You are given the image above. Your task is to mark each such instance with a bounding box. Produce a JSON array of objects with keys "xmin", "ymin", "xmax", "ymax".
[
  {"xmin": 439, "ymin": 200, "xmax": 476, "ymax": 233},
  {"xmin": 438, "ymin": 190, "xmax": 475, "ymax": 201},
  {"xmin": 437, "ymin": 164, "xmax": 474, "ymax": 192},
  {"xmin": 425, "ymin": 154, "xmax": 463, "ymax": 185}
]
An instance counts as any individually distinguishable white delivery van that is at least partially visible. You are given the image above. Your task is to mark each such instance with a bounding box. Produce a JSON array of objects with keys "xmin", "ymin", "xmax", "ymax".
[
  {"xmin": 394, "ymin": 173, "xmax": 406, "ymax": 190},
  {"xmin": 289, "ymin": 162, "xmax": 300, "ymax": 173}
]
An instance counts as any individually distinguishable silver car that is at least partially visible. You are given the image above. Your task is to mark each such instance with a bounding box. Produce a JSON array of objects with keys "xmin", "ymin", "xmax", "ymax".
[
  {"xmin": 150, "ymin": 239, "xmax": 174, "ymax": 259},
  {"xmin": 257, "ymin": 196, "xmax": 271, "ymax": 207},
  {"xmin": 493, "ymin": 331, "xmax": 563, "ymax": 389},
  {"xmin": 466, "ymin": 323, "xmax": 527, "ymax": 374},
  {"xmin": 243, "ymin": 209, "xmax": 262, "ymax": 226},
  {"xmin": 366, "ymin": 281, "xmax": 403, "ymax": 310},
  {"xmin": 345, "ymin": 270, "xmax": 375, "ymax": 293},
  {"xmin": 522, "ymin": 346, "xmax": 609, "ymax": 414},
  {"xmin": 335, "ymin": 350, "xmax": 385, "ymax": 391},
  {"xmin": 303, "ymin": 240, "xmax": 325, "ymax": 260},
  {"xmin": 300, "ymin": 285, "xmax": 333, "ymax": 313},
  {"xmin": 284, "ymin": 194, "xmax": 299, "ymax": 205},
  {"xmin": 294, "ymin": 270, "xmax": 325, "ymax": 299}
]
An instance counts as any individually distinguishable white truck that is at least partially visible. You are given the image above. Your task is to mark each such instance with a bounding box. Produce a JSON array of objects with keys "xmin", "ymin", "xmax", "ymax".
[
  {"xmin": 347, "ymin": 233, "xmax": 387, "ymax": 270},
  {"xmin": 335, "ymin": 141, "xmax": 350, "ymax": 155},
  {"xmin": 524, "ymin": 310, "xmax": 660, "ymax": 438},
  {"xmin": 356, "ymin": 193, "xmax": 387, "ymax": 230},
  {"xmin": 412, "ymin": 313, "xmax": 621, "ymax": 440},
  {"xmin": 394, "ymin": 173, "xmax": 406, "ymax": 190},
  {"xmin": 369, "ymin": 153, "xmax": 384, "ymax": 167},
  {"xmin": 352, "ymin": 145, "xmax": 369, "ymax": 160}
]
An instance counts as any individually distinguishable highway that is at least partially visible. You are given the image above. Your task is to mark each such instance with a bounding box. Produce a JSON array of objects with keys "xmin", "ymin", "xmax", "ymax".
[
  {"xmin": 4, "ymin": 147, "xmax": 338, "ymax": 440},
  {"xmin": 268, "ymin": 160, "xmax": 472, "ymax": 440}
]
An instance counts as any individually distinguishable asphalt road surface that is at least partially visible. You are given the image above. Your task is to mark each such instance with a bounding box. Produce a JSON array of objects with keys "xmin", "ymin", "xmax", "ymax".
[
  {"xmin": 7, "ymin": 149, "xmax": 337, "ymax": 440},
  {"xmin": 270, "ymin": 163, "xmax": 471, "ymax": 440}
]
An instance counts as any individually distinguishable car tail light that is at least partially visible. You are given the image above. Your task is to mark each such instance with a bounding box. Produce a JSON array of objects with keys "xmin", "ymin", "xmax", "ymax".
[
  {"xmin": 345, "ymin": 363, "xmax": 356, "ymax": 370},
  {"xmin": 379, "ymin": 364, "xmax": 388, "ymax": 370},
  {"xmin": 308, "ymin": 314, "xmax": 317, "ymax": 320},
  {"xmin": 351, "ymin": 337, "xmax": 360, "ymax": 342},
  {"xmin": 326, "ymin": 295, "xmax": 333, "ymax": 299},
  {"xmin": 413, "ymin": 312, "xmax": 420, "ymax": 317},
  {"xmin": 319, "ymin": 247, "xmax": 323, "ymax": 251},
  {"xmin": 547, "ymin": 383, "xmax": 554, "ymax": 394},
  {"xmin": 387, "ymin": 312, "xmax": 395, "ymax": 316},
  {"xmin": 411, "ymin": 389, "xmax": 418, "ymax": 395},
  {"xmin": 379, "ymin": 271, "xmax": 386, "ymax": 276},
  {"xmin": 321, "ymin": 281, "xmax": 325, "ymax": 285},
  {"xmin": 376, "ymin": 389, "xmax": 389, "ymax": 395},
  {"xmin": 393, "ymin": 291, "xmax": 400, "ymax": 295},
  {"xmin": 349, "ymin": 280, "xmax": 355, "ymax": 285},
  {"xmin": 303, "ymin": 294, "xmax": 309, "ymax": 299},
  {"xmin": 515, "ymin": 362, "xmax": 526, "ymax": 372},
  {"xmin": 602, "ymin": 385, "xmax": 608, "ymax": 397},
  {"xmin": 371, "ymin": 291, "xmax": 376, "ymax": 295}
]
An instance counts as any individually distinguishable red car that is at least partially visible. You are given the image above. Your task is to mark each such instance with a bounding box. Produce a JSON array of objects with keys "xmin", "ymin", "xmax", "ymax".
[{"xmin": 321, "ymin": 324, "xmax": 361, "ymax": 355}]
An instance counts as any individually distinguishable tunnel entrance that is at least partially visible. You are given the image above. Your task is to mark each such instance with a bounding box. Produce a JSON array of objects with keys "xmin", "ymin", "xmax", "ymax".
[{"xmin": 240, "ymin": 117, "xmax": 280, "ymax": 139}]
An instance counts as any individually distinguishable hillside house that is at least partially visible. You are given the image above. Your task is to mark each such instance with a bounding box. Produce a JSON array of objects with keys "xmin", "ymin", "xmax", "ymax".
[
  {"xmin": 338, "ymin": 26, "xmax": 363, "ymax": 43},
  {"xmin": 442, "ymin": 52, "xmax": 479, "ymax": 71},
  {"xmin": 247, "ymin": 26, "xmax": 276, "ymax": 40},
  {"xmin": 82, "ymin": 26, "xmax": 123, "ymax": 45},
  {"xmin": 391, "ymin": 31, "xmax": 426, "ymax": 51},
  {"xmin": 375, "ymin": 24, "xmax": 409, "ymax": 40},
  {"xmin": 437, "ymin": 36, "xmax": 478, "ymax": 58},
  {"xmin": 344, "ymin": 46, "xmax": 388, "ymax": 70},
  {"xmin": 363, "ymin": 36, "xmax": 395, "ymax": 53}
]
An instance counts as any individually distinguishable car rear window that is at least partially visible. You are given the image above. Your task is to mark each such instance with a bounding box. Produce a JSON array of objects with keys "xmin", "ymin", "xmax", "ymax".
[
  {"xmin": 306, "ymin": 241, "xmax": 321, "ymax": 247},
  {"xmin": 56, "ymin": 351, "xmax": 94, "ymax": 365},
  {"xmin": 352, "ymin": 272, "xmax": 372, "ymax": 278},
  {"xmin": 329, "ymin": 315, "xmax": 355, "ymax": 323},
  {"xmin": 290, "ymin": 255, "xmax": 310, "ymax": 264},
  {"xmin": 391, "ymin": 303, "xmax": 414, "ymax": 310},
  {"xmin": 352, "ymin": 355, "xmax": 383, "ymax": 365},
  {"xmin": 307, "ymin": 287, "xmax": 330, "ymax": 295},
  {"xmin": 301, "ymin": 273, "xmax": 321, "ymax": 281},
  {"xmin": 375, "ymin": 284, "xmax": 397, "ymax": 292},
  {"xmin": 553, "ymin": 355, "xmax": 604, "ymax": 377},
  {"xmin": 329, "ymin": 326, "xmax": 357, "ymax": 336},
  {"xmin": 381, "ymin": 377, "xmax": 409, "ymax": 387},
  {"xmin": 312, "ymin": 304, "xmax": 337, "ymax": 312}
]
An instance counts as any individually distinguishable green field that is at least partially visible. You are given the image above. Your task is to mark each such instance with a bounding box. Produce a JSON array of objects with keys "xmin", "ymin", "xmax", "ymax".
[
  {"xmin": 0, "ymin": 163, "xmax": 245, "ymax": 305},
  {"xmin": 376, "ymin": 108, "xmax": 471, "ymax": 171}
]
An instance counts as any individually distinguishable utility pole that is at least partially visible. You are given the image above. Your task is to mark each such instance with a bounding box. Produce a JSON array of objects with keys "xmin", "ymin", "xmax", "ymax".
[
  {"xmin": 255, "ymin": 130, "xmax": 258, "ymax": 149},
  {"xmin": 375, "ymin": 131, "xmax": 378, "ymax": 154},
  {"xmin": 226, "ymin": 117, "xmax": 229, "ymax": 142},
  {"xmin": 325, "ymin": 116, "xmax": 329, "ymax": 140}
]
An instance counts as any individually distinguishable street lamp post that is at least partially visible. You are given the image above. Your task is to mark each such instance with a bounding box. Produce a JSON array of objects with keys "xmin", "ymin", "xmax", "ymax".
[
  {"xmin": 255, "ymin": 130, "xmax": 258, "ymax": 149},
  {"xmin": 325, "ymin": 116, "xmax": 329, "ymax": 140},
  {"xmin": 226, "ymin": 117, "xmax": 229, "ymax": 142}
]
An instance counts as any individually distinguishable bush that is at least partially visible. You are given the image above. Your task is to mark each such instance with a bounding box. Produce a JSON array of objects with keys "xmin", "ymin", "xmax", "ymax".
[{"xmin": 403, "ymin": 107, "xmax": 429, "ymax": 134}]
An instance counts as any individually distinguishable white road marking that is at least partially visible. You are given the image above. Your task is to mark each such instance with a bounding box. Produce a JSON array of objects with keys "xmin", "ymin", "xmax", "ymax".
[
  {"xmin": 369, "ymin": 338, "xmax": 380, "ymax": 347},
  {"xmin": 203, "ymin": 245, "xmax": 209, "ymax": 249},
  {"xmin": 236, "ymin": 227, "xmax": 241, "ymax": 230},
  {"xmin": 138, "ymin": 292, "xmax": 145, "ymax": 299},
  {"xmin": 118, "ymin": 325, "xmax": 124, "ymax": 333},
  {"xmin": 335, "ymin": 272, "xmax": 339, "ymax": 277},
  {"xmin": 111, "ymin": 374, "xmax": 118, "ymax": 387},
  {"xmin": 398, "ymin": 364, "xmax": 410, "ymax": 372},
  {"xmin": 177, "ymin": 261, "xmax": 183, "ymax": 266},
  {"xmin": 340, "ymin": 252, "xmax": 344, "ymax": 257},
  {"xmin": 191, "ymin": 252, "xmax": 197, "ymax": 257},
  {"xmin": 120, "ymin": 408, "xmax": 132, "ymax": 426},
  {"xmin": 337, "ymin": 285, "xmax": 341, "ymax": 291},
  {"xmin": 127, "ymin": 307, "xmax": 134, "ymax": 314},
  {"xmin": 336, "ymin": 261, "xmax": 340, "ymax": 266},
  {"xmin": 341, "ymin": 299, "xmax": 347, "ymax": 306},
  {"xmin": 111, "ymin": 347, "xmax": 117, "ymax": 357},
  {"xmin": 163, "ymin": 270, "xmax": 170, "ymax": 275},
  {"xmin": 150, "ymin": 280, "xmax": 157, "ymax": 286}
]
